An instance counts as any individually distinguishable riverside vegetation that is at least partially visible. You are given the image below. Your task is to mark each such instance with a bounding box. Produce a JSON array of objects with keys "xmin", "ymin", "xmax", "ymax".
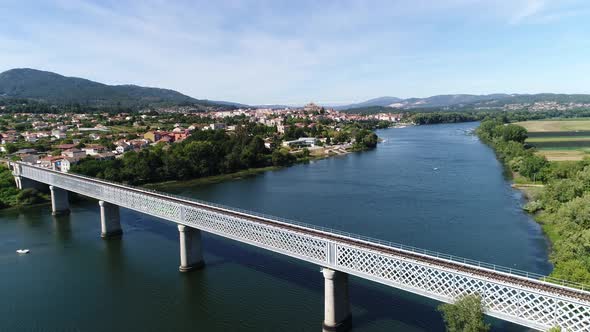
[
  {"xmin": 0, "ymin": 124, "xmax": 378, "ymax": 209},
  {"xmin": 437, "ymin": 290, "xmax": 563, "ymax": 332},
  {"xmin": 477, "ymin": 118, "xmax": 590, "ymax": 284},
  {"xmin": 437, "ymin": 294, "xmax": 490, "ymax": 332},
  {"xmin": 0, "ymin": 164, "xmax": 47, "ymax": 208},
  {"xmin": 70, "ymin": 124, "xmax": 378, "ymax": 186}
]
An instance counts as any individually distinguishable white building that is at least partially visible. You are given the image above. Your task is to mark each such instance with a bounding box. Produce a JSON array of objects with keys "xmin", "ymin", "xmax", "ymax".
[
  {"xmin": 115, "ymin": 144, "xmax": 131, "ymax": 154},
  {"xmin": 282, "ymin": 137, "xmax": 318, "ymax": 148}
]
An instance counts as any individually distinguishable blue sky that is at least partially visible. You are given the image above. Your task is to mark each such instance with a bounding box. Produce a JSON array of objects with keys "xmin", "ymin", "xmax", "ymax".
[{"xmin": 1, "ymin": 0, "xmax": 589, "ymax": 105}]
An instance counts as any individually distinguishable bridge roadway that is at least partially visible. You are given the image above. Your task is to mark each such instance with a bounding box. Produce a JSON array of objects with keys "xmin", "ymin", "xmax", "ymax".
[{"xmin": 9, "ymin": 161, "xmax": 590, "ymax": 331}]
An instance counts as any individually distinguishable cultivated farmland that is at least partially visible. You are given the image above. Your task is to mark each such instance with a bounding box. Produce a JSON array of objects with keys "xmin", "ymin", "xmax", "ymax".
[
  {"xmin": 515, "ymin": 119, "xmax": 590, "ymax": 161},
  {"xmin": 515, "ymin": 119, "xmax": 590, "ymax": 132}
]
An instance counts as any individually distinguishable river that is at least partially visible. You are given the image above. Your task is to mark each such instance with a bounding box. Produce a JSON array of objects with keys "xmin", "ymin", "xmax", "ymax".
[{"xmin": 0, "ymin": 122, "xmax": 551, "ymax": 331}]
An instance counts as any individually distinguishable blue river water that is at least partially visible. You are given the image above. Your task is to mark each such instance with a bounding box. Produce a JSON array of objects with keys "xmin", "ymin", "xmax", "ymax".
[{"xmin": 0, "ymin": 122, "xmax": 550, "ymax": 331}]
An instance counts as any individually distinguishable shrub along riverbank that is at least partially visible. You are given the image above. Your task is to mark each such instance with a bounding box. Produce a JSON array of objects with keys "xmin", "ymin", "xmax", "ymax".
[{"xmin": 477, "ymin": 118, "xmax": 590, "ymax": 284}]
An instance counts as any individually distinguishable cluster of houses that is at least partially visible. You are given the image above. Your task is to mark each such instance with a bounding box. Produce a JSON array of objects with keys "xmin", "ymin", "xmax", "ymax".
[
  {"xmin": 0, "ymin": 131, "xmax": 18, "ymax": 147},
  {"xmin": 1, "ymin": 102, "xmax": 405, "ymax": 173},
  {"xmin": 143, "ymin": 128, "xmax": 190, "ymax": 144},
  {"xmin": 7, "ymin": 126, "xmax": 203, "ymax": 173},
  {"xmin": 179, "ymin": 104, "xmax": 404, "ymax": 130},
  {"xmin": 12, "ymin": 139, "xmax": 154, "ymax": 173},
  {"xmin": 13, "ymin": 144, "xmax": 116, "ymax": 173}
]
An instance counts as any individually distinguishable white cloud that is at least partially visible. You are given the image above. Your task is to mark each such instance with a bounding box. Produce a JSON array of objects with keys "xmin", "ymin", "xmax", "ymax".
[{"xmin": 510, "ymin": 0, "xmax": 546, "ymax": 24}]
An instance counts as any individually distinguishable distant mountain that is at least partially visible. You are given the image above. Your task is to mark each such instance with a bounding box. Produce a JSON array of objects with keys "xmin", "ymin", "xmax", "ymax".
[
  {"xmin": 339, "ymin": 93, "xmax": 590, "ymax": 114},
  {"xmin": 0, "ymin": 68, "xmax": 240, "ymax": 108},
  {"xmin": 338, "ymin": 94, "xmax": 513, "ymax": 110},
  {"xmin": 393, "ymin": 94, "xmax": 513, "ymax": 109},
  {"xmin": 204, "ymin": 99, "xmax": 250, "ymax": 108},
  {"xmin": 468, "ymin": 93, "xmax": 590, "ymax": 107},
  {"xmin": 253, "ymin": 104, "xmax": 296, "ymax": 109},
  {"xmin": 333, "ymin": 96, "xmax": 402, "ymax": 110}
]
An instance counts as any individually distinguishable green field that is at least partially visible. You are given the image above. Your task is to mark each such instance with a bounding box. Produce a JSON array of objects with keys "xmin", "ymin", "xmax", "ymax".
[
  {"xmin": 526, "ymin": 136, "xmax": 590, "ymax": 142},
  {"xmin": 516, "ymin": 119, "xmax": 590, "ymax": 161},
  {"xmin": 515, "ymin": 119, "xmax": 590, "ymax": 132}
]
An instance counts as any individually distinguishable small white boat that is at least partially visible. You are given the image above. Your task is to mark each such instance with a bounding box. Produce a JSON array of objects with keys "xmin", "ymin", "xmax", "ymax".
[
  {"xmin": 433, "ymin": 167, "xmax": 439, "ymax": 171},
  {"xmin": 16, "ymin": 249, "xmax": 30, "ymax": 254}
]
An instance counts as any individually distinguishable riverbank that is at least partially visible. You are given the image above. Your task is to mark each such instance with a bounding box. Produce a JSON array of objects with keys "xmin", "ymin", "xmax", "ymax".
[
  {"xmin": 477, "ymin": 118, "xmax": 590, "ymax": 284},
  {"xmin": 510, "ymin": 172, "xmax": 545, "ymax": 200},
  {"xmin": 144, "ymin": 166, "xmax": 281, "ymax": 190},
  {"xmin": 511, "ymin": 183, "xmax": 544, "ymax": 201},
  {"xmin": 144, "ymin": 145, "xmax": 368, "ymax": 190}
]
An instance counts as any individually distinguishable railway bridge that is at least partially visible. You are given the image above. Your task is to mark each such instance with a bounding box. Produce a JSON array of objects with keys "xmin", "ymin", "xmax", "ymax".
[{"xmin": 9, "ymin": 161, "xmax": 590, "ymax": 331}]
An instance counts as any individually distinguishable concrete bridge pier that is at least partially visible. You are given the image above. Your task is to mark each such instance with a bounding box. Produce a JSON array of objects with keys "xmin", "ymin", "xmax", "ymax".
[
  {"xmin": 14, "ymin": 176, "xmax": 22, "ymax": 189},
  {"xmin": 49, "ymin": 185, "xmax": 70, "ymax": 216},
  {"xmin": 322, "ymin": 268, "xmax": 352, "ymax": 332},
  {"xmin": 99, "ymin": 200, "xmax": 122, "ymax": 238},
  {"xmin": 15, "ymin": 176, "xmax": 44, "ymax": 190},
  {"xmin": 178, "ymin": 225, "xmax": 204, "ymax": 272}
]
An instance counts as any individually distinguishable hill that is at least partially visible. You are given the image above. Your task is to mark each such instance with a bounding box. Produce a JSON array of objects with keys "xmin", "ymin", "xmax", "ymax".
[
  {"xmin": 394, "ymin": 94, "xmax": 512, "ymax": 108},
  {"xmin": 0, "ymin": 68, "xmax": 237, "ymax": 108},
  {"xmin": 338, "ymin": 94, "xmax": 513, "ymax": 111},
  {"xmin": 339, "ymin": 93, "xmax": 590, "ymax": 113},
  {"xmin": 469, "ymin": 93, "xmax": 590, "ymax": 107},
  {"xmin": 333, "ymin": 96, "xmax": 402, "ymax": 110}
]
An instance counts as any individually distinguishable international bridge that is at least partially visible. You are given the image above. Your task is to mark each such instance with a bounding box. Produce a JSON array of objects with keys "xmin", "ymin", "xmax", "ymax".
[{"xmin": 8, "ymin": 161, "xmax": 590, "ymax": 331}]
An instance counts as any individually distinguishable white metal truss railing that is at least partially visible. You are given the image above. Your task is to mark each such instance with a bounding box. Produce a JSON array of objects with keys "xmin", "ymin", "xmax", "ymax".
[{"xmin": 14, "ymin": 163, "xmax": 590, "ymax": 331}]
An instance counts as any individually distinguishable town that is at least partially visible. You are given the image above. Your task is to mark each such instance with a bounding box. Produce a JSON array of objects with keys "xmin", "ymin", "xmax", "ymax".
[{"xmin": 0, "ymin": 103, "xmax": 403, "ymax": 173}]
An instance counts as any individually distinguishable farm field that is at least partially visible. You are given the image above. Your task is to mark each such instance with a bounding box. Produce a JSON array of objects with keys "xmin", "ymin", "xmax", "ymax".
[
  {"xmin": 515, "ymin": 119, "xmax": 590, "ymax": 132},
  {"xmin": 515, "ymin": 119, "xmax": 590, "ymax": 161},
  {"xmin": 535, "ymin": 149, "xmax": 589, "ymax": 161},
  {"xmin": 526, "ymin": 136, "xmax": 590, "ymax": 142}
]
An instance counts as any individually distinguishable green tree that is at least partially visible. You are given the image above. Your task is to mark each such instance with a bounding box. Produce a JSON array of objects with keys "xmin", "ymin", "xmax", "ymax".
[
  {"xmin": 541, "ymin": 179, "xmax": 584, "ymax": 212},
  {"xmin": 271, "ymin": 149, "xmax": 296, "ymax": 166},
  {"xmin": 438, "ymin": 294, "xmax": 490, "ymax": 332},
  {"xmin": 332, "ymin": 131, "xmax": 350, "ymax": 144},
  {"xmin": 5, "ymin": 143, "xmax": 18, "ymax": 154},
  {"xmin": 0, "ymin": 165, "xmax": 19, "ymax": 207},
  {"xmin": 16, "ymin": 188, "xmax": 45, "ymax": 205},
  {"xmin": 499, "ymin": 124, "xmax": 528, "ymax": 143},
  {"xmin": 362, "ymin": 132, "xmax": 378, "ymax": 148},
  {"xmin": 519, "ymin": 155, "xmax": 549, "ymax": 181}
]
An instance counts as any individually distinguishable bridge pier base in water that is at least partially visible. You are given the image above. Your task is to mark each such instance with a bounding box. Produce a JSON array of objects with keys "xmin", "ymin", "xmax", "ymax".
[
  {"xmin": 322, "ymin": 268, "xmax": 352, "ymax": 332},
  {"xmin": 178, "ymin": 225, "xmax": 204, "ymax": 272},
  {"xmin": 99, "ymin": 200, "xmax": 122, "ymax": 238},
  {"xmin": 49, "ymin": 185, "xmax": 70, "ymax": 216}
]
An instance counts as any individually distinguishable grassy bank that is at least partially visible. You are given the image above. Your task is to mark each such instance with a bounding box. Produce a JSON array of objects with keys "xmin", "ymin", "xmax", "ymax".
[{"xmin": 511, "ymin": 183, "xmax": 544, "ymax": 200}]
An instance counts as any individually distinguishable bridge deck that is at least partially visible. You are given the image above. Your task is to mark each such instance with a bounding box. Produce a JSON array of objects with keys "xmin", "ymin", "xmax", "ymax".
[{"xmin": 190, "ymin": 196, "xmax": 590, "ymax": 302}]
